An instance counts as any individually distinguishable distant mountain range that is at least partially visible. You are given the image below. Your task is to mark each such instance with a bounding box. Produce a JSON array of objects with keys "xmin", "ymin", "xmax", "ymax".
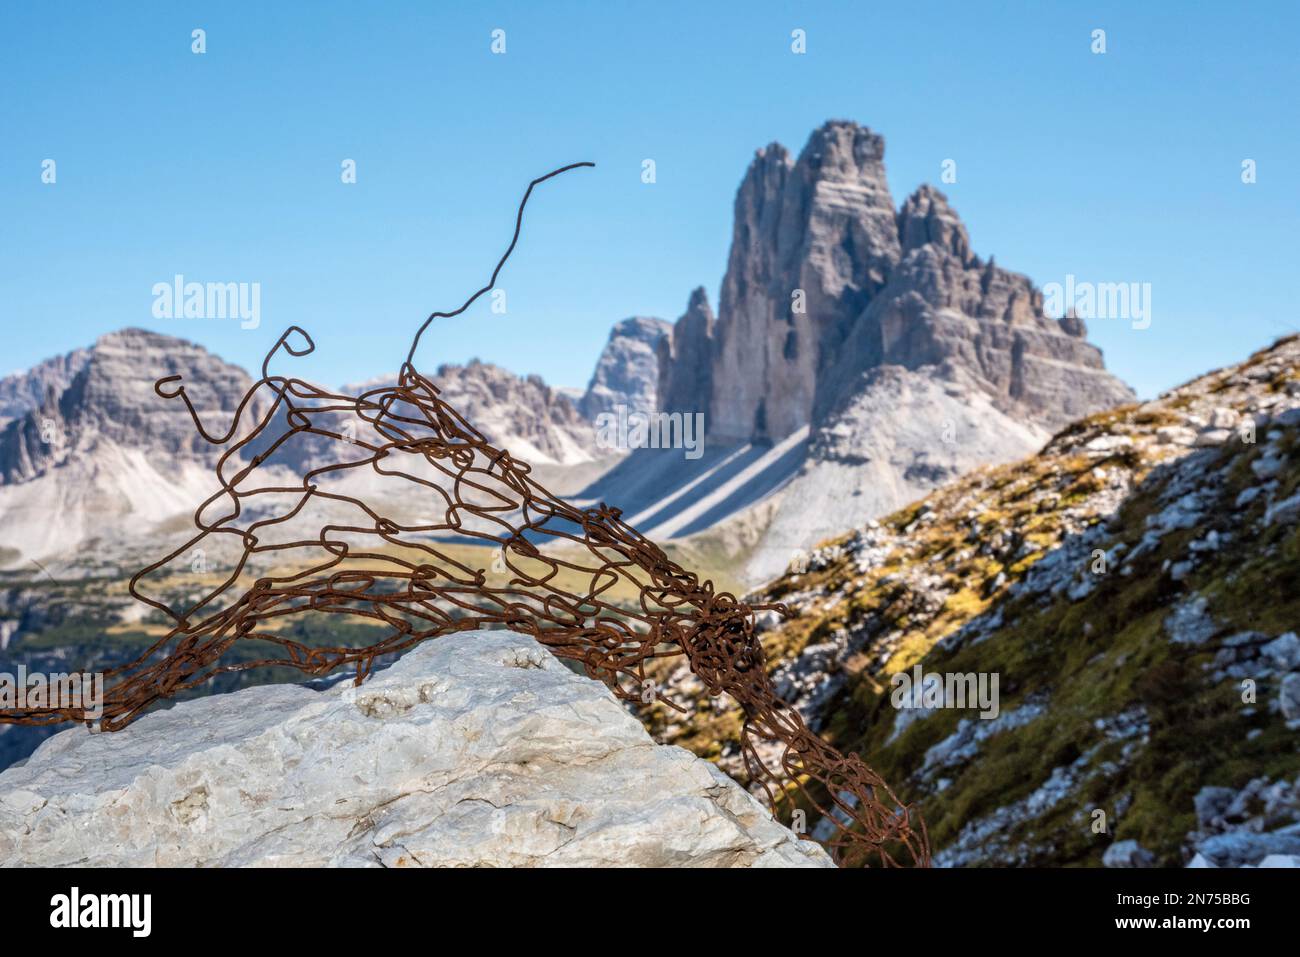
[
  {"xmin": 0, "ymin": 119, "xmax": 1133, "ymax": 583},
  {"xmin": 0, "ymin": 328, "xmax": 609, "ymax": 569}
]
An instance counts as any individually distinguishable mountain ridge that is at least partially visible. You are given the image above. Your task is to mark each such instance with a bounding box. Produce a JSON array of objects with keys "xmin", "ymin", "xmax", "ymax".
[
  {"xmin": 654, "ymin": 120, "xmax": 1133, "ymax": 446},
  {"xmin": 0, "ymin": 329, "xmax": 607, "ymax": 568}
]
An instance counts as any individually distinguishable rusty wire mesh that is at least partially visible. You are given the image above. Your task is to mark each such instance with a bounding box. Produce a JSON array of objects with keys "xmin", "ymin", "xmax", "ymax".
[{"xmin": 1, "ymin": 163, "xmax": 928, "ymax": 867}]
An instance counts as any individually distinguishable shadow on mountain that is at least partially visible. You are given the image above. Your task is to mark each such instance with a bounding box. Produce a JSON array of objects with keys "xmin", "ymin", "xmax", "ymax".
[{"xmin": 574, "ymin": 432, "xmax": 809, "ymax": 539}]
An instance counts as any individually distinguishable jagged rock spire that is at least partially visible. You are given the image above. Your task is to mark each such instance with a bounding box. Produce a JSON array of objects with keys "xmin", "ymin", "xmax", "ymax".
[
  {"xmin": 658, "ymin": 120, "xmax": 1134, "ymax": 445},
  {"xmin": 657, "ymin": 287, "xmax": 715, "ymax": 415}
]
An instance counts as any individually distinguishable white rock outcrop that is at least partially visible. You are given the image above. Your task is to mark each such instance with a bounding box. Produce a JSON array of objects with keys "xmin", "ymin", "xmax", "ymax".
[{"xmin": 0, "ymin": 631, "xmax": 830, "ymax": 868}]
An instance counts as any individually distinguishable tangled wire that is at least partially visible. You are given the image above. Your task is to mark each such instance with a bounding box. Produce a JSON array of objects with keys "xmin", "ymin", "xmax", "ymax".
[{"xmin": 2, "ymin": 163, "xmax": 928, "ymax": 867}]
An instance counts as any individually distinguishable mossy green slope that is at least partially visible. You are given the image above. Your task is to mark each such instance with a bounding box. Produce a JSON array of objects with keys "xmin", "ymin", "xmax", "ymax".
[{"xmin": 643, "ymin": 335, "xmax": 1300, "ymax": 866}]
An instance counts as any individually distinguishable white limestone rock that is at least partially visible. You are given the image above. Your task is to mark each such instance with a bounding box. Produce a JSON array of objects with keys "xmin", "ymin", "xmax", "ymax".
[
  {"xmin": 1262, "ymin": 632, "xmax": 1300, "ymax": 672},
  {"xmin": 0, "ymin": 631, "xmax": 830, "ymax": 869},
  {"xmin": 1102, "ymin": 839, "xmax": 1155, "ymax": 868},
  {"xmin": 1257, "ymin": 854, "xmax": 1300, "ymax": 867},
  {"xmin": 1280, "ymin": 672, "xmax": 1300, "ymax": 723}
]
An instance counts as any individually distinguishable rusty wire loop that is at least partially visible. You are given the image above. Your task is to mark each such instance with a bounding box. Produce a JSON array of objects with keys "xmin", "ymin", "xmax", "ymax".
[{"xmin": 2, "ymin": 163, "xmax": 928, "ymax": 867}]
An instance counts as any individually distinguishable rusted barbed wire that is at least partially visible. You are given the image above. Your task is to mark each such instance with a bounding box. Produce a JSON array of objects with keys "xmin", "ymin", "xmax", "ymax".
[{"xmin": 2, "ymin": 162, "xmax": 928, "ymax": 866}]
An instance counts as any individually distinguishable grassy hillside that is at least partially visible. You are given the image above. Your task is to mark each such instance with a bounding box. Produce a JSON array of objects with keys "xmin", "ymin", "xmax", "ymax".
[{"xmin": 641, "ymin": 335, "xmax": 1300, "ymax": 866}]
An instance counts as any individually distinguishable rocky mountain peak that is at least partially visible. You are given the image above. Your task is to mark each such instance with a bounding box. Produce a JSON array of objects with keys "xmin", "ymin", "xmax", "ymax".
[
  {"xmin": 0, "ymin": 328, "xmax": 258, "ymax": 484},
  {"xmin": 740, "ymin": 141, "xmax": 792, "ymax": 198},
  {"xmin": 897, "ymin": 184, "xmax": 973, "ymax": 265},
  {"xmin": 576, "ymin": 316, "xmax": 670, "ymax": 420},
  {"xmin": 712, "ymin": 120, "xmax": 901, "ymax": 443},
  {"xmin": 657, "ymin": 288, "xmax": 715, "ymax": 415},
  {"xmin": 613, "ymin": 315, "xmax": 672, "ymax": 342},
  {"xmin": 684, "ymin": 285, "xmax": 710, "ymax": 314},
  {"xmin": 796, "ymin": 119, "xmax": 888, "ymax": 182},
  {"xmin": 0, "ymin": 327, "xmax": 617, "ymax": 567},
  {"xmin": 667, "ymin": 119, "xmax": 1133, "ymax": 446},
  {"xmin": 608, "ymin": 121, "xmax": 1140, "ymax": 580}
]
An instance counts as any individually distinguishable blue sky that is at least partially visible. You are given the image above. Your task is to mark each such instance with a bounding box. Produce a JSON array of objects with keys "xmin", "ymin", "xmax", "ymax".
[{"xmin": 2, "ymin": 1, "xmax": 1297, "ymax": 398}]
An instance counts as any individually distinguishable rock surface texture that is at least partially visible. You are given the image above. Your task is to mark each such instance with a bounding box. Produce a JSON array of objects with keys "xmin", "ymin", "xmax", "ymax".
[
  {"xmin": 0, "ymin": 346, "xmax": 91, "ymax": 433},
  {"xmin": 0, "ymin": 631, "xmax": 831, "ymax": 868},
  {"xmin": 578, "ymin": 316, "xmax": 671, "ymax": 420},
  {"xmin": 0, "ymin": 328, "xmax": 257, "ymax": 485},
  {"xmin": 657, "ymin": 289, "xmax": 716, "ymax": 417}
]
